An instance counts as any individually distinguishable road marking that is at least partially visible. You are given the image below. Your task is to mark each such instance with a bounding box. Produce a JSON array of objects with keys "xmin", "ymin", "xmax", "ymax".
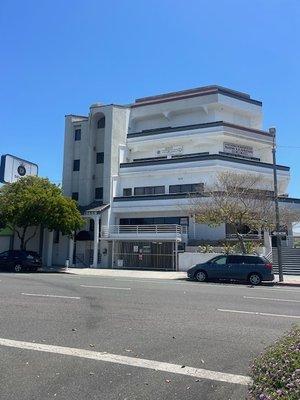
[
  {"xmin": 80, "ymin": 285, "xmax": 131, "ymax": 291},
  {"xmin": 21, "ymin": 293, "xmax": 80, "ymax": 300},
  {"xmin": 243, "ymin": 296, "xmax": 300, "ymax": 303},
  {"xmin": 218, "ymin": 308, "xmax": 300, "ymax": 319},
  {"xmin": 0, "ymin": 338, "xmax": 251, "ymax": 386}
]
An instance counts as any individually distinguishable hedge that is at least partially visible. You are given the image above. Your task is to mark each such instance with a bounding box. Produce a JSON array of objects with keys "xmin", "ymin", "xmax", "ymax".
[{"xmin": 248, "ymin": 326, "xmax": 300, "ymax": 400}]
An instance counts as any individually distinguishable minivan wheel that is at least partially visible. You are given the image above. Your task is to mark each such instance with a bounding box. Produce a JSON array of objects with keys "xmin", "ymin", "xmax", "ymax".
[
  {"xmin": 248, "ymin": 273, "xmax": 261, "ymax": 286},
  {"xmin": 14, "ymin": 264, "xmax": 22, "ymax": 273},
  {"xmin": 195, "ymin": 270, "xmax": 207, "ymax": 282}
]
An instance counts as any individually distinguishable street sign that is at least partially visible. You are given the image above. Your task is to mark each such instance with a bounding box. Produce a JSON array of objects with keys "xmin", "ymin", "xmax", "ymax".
[{"xmin": 0, "ymin": 154, "xmax": 38, "ymax": 183}]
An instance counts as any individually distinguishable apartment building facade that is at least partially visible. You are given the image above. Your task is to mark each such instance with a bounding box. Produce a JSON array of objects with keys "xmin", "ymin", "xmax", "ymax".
[{"xmin": 52, "ymin": 85, "xmax": 298, "ymax": 270}]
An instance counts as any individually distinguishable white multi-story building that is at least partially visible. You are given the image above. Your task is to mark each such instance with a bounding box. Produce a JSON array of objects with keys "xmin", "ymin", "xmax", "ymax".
[{"xmin": 52, "ymin": 85, "xmax": 299, "ymax": 270}]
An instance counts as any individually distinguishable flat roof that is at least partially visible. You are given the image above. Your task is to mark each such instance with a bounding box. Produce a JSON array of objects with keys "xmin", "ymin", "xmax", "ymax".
[{"xmin": 133, "ymin": 85, "xmax": 262, "ymax": 107}]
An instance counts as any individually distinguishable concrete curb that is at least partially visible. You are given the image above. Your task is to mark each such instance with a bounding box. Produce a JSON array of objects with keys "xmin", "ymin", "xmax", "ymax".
[{"xmin": 274, "ymin": 282, "xmax": 300, "ymax": 288}]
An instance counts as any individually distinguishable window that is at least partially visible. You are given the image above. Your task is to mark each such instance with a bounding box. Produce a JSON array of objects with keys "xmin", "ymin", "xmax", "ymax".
[
  {"xmin": 227, "ymin": 255, "xmax": 246, "ymax": 264},
  {"xmin": 54, "ymin": 230, "xmax": 60, "ymax": 244},
  {"xmin": 74, "ymin": 129, "xmax": 81, "ymax": 141},
  {"xmin": 73, "ymin": 159, "xmax": 80, "ymax": 171},
  {"xmin": 97, "ymin": 117, "xmax": 105, "ymax": 129},
  {"xmin": 212, "ymin": 256, "xmax": 227, "ymax": 265},
  {"xmin": 123, "ymin": 188, "xmax": 132, "ymax": 197},
  {"xmin": 169, "ymin": 183, "xmax": 204, "ymax": 194},
  {"xmin": 95, "ymin": 187, "xmax": 103, "ymax": 199},
  {"xmin": 96, "ymin": 152, "xmax": 104, "ymax": 164},
  {"xmin": 72, "ymin": 192, "xmax": 79, "ymax": 201},
  {"xmin": 134, "ymin": 186, "xmax": 165, "ymax": 196}
]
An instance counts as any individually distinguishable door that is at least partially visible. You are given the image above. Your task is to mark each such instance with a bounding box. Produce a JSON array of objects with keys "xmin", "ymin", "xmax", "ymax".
[
  {"xmin": 227, "ymin": 255, "xmax": 247, "ymax": 280},
  {"xmin": 208, "ymin": 255, "xmax": 234, "ymax": 279}
]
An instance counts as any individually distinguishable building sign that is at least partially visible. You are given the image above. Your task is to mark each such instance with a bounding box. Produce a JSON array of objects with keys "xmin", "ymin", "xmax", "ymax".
[
  {"xmin": 156, "ymin": 146, "xmax": 183, "ymax": 157},
  {"xmin": 0, "ymin": 154, "xmax": 38, "ymax": 184},
  {"xmin": 223, "ymin": 142, "xmax": 253, "ymax": 158}
]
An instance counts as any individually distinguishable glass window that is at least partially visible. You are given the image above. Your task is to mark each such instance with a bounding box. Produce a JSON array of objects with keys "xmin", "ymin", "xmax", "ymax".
[
  {"xmin": 72, "ymin": 192, "xmax": 79, "ymax": 201},
  {"xmin": 123, "ymin": 188, "xmax": 132, "ymax": 197},
  {"xmin": 227, "ymin": 255, "xmax": 245, "ymax": 264},
  {"xmin": 169, "ymin": 185, "xmax": 181, "ymax": 194},
  {"xmin": 97, "ymin": 117, "xmax": 105, "ymax": 129},
  {"xmin": 95, "ymin": 187, "xmax": 103, "ymax": 199},
  {"xmin": 154, "ymin": 186, "xmax": 165, "ymax": 194},
  {"xmin": 73, "ymin": 159, "xmax": 80, "ymax": 171},
  {"xmin": 213, "ymin": 256, "xmax": 227, "ymax": 265},
  {"xmin": 0, "ymin": 251, "xmax": 9, "ymax": 258},
  {"xmin": 134, "ymin": 187, "xmax": 144, "ymax": 196},
  {"xmin": 74, "ymin": 129, "xmax": 81, "ymax": 141},
  {"xmin": 96, "ymin": 152, "xmax": 104, "ymax": 164},
  {"xmin": 246, "ymin": 256, "xmax": 264, "ymax": 264}
]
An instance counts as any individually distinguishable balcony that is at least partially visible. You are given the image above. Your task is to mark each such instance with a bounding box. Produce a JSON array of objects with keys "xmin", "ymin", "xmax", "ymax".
[{"xmin": 101, "ymin": 224, "xmax": 188, "ymax": 242}]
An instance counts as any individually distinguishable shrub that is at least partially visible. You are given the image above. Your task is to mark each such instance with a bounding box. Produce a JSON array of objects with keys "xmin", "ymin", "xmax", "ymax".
[
  {"xmin": 248, "ymin": 326, "xmax": 300, "ymax": 400},
  {"xmin": 198, "ymin": 244, "xmax": 214, "ymax": 253}
]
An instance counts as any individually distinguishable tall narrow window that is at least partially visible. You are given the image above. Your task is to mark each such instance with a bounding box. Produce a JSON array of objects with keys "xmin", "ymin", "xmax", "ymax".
[
  {"xmin": 73, "ymin": 160, "xmax": 80, "ymax": 171},
  {"xmin": 74, "ymin": 129, "xmax": 81, "ymax": 141},
  {"xmin": 96, "ymin": 152, "xmax": 104, "ymax": 164},
  {"xmin": 72, "ymin": 192, "xmax": 79, "ymax": 201},
  {"xmin": 95, "ymin": 187, "xmax": 103, "ymax": 199},
  {"xmin": 97, "ymin": 117, "xmax": 105, "ymax": 129}
]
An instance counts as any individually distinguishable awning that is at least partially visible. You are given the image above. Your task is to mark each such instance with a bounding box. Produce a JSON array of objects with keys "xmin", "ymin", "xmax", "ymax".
[{"xmin": 84, "ymin": 203, "xmax": 110, "ymax": 216}]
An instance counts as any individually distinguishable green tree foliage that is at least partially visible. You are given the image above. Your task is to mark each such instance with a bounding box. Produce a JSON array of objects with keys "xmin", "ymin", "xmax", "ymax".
[{"xmin": 0, "ymin": 176, "xmax": 84, "ymax": 250}]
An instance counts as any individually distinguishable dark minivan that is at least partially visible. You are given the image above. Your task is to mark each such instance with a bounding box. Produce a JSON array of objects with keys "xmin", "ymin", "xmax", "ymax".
[
  {"xmin": 187, "ymin": 254, "xmax": 274, "ymax": 285},
  {"xmin": 0, "ymin": 250, "xmax": 42, "ymax": 272}
]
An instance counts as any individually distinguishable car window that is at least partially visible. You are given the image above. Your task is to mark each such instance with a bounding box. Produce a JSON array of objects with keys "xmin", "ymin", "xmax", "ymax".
[
  {"xmin": 227, "ymin": 255, "xmax": 247, "ymax": 264},
  {"xmin": 213, "ymin": 256, "xmax": 227, "ymax": 265},
  {"xmin": 246, "ymin": 256, "xmax": 264, "ymax": 264},
  {"xmin": 0, "ymin": 251, "xmax": 9, "ymax": 258}
]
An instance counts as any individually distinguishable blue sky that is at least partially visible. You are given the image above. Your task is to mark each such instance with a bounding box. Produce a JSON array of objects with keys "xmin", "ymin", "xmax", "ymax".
[{"xmin": 0, "ymin": 0, "xmax": 299, "ymax": 197}]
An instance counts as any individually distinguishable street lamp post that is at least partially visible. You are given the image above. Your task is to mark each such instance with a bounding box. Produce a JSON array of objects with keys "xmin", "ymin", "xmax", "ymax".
[{"xmin": 269, "ymin": 127, "xmax": 284, "ymax": 282}]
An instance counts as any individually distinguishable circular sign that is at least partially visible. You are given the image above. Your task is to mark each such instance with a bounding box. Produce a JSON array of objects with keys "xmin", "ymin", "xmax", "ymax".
[{"xmin": 17, "ymin": 165, "xmax": 26, "ymax": 176}]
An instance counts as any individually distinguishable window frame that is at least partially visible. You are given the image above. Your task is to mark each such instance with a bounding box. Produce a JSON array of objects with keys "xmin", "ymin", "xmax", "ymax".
[
  {"xmin": 74, "ymin": 128, "xmax": 81, "ymax": 141},
  {"xmin": 95, "ymin": 187, "xmax": 103, "ymax": 200},
  {"xmin": 73, "ymin": 159, "xmax": 80, "ymax": 171},
  {"xmin": 96, "ymin": 152, "xmax": 104, "ymax": 164}
]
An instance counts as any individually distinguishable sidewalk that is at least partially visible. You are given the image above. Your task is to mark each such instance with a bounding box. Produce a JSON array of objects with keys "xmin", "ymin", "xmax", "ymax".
[
  {"xmin": 64, "ymin": 268, "xmax": 300, "ymax": 286},
  {"xmin": 273, "ymin": 274, "xmax": 300, "ymax": 287},
  {"xmin": 66, "ymin": 268, "xmax": 187, "ymax": 280}
]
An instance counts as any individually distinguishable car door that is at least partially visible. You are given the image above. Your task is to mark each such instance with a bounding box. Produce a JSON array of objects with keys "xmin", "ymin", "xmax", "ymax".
[
  {"xmin": 208, "ymin": 256, "xmax": 233, "ymax": 279},
  {"xmin": 227, "ymin": 255, "xmax": 246, "ymax": 280}
]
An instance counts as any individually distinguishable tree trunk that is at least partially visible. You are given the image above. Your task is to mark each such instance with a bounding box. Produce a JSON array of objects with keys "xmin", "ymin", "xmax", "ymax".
[
  {"xmin": 235, "ymin": 231, "xmax": 247, "ymax": 254},
  {"xmin": 19, "ymin": 226, "xmax": 28, "ymax": 251}
]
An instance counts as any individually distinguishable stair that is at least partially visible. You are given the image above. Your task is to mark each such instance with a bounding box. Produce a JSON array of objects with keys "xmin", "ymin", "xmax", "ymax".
[{"xmin": 272, "ymin": 247, "xmax": 300, "ymax": 275}]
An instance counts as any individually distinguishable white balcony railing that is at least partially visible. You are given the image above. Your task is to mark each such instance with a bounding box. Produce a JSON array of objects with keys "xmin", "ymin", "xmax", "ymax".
[{"xmin": 101, "ymin": 224, "xmax": 187, "ymax": 241}]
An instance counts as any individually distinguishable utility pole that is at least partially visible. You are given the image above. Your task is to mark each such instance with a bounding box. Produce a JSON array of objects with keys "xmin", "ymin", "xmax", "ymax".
[{"xmin": 269, "ymin": 127, "xmax": 284, "ymax": 282}]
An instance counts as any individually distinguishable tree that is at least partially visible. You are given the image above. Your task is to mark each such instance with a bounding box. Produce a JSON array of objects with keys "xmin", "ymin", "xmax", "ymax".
[
  {"xmin": 189, "ymin": 171, "xmax": 299, "ymax": 253},
  {"xmin": 0, "ymin": 176, "xmax": 84, "ymax": 250}
]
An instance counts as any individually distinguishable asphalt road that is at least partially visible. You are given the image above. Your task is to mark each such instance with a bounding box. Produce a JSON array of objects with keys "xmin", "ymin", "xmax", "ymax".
[{"xmin": 0, "ymin": 273, "xmax": 299, "ymax": 400}]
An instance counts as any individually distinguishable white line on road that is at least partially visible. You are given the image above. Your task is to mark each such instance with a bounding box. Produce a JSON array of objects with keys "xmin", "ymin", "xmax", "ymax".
[
  {"xmin": 80, "ymin": 285, "xmax": 131, "ymax": 291},
  {"xmin": 218, "ymin": 309, "xmax": 300, "ymax": 319},
  {"xmin": 21, "ymin": 293, "xmax": 80, "ymax": 300},
  {"xmin": 243, "ymin": 296, "xmax": 300, "ymax": 303},
  {"xmin": 0, "ymin": 337, "xmax": 251, "ymax": 386}
]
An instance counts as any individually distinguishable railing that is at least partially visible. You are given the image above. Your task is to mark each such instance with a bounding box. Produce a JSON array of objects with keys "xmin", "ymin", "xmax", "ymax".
[
  {"xmin": 101, "ymin": 224, "xmax": 187, "ymax": 239},
  {"xmin": 225, "ymin": 233, "xmax": 262, "ymax": 240}
]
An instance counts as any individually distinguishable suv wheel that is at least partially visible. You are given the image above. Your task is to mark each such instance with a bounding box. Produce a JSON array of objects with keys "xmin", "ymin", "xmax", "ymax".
[
  {"xmin": 195, "ymin": 270, "xmax": 207, "ymax": 282},
  {"xmin": 14, "ymin": 264, "xmax": 22, "ymax": 273},
  {"xmin": 248, "ymin": 273, "xmax": 261, "ymax": 286}
]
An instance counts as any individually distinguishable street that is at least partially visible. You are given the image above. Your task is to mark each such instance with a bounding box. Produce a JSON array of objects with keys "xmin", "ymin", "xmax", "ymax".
[{"xmin": 0, "ymin": 273, "xmax": 299, "ymax": 400}]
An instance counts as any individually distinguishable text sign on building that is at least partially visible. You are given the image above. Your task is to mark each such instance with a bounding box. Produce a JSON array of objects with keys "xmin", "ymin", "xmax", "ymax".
[
  {"xmin": 156, "ymin": 146, "xmax": 183, "ymax": 157},
  {"xmin": 0, "ymin": 154, "xmax": 38, "ymax": 184},
  {"xmin": 223, "ymin": 142, "xmax": 253, "ymax": 158}
]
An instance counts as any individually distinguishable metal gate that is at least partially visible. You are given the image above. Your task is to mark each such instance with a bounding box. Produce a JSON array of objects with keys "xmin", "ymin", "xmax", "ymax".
[{"xmin": 113, "ymin": 241, "xmax": 177, "ymax": 270}]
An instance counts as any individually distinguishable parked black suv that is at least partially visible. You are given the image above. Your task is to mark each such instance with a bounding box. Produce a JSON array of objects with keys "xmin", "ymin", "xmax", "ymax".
[{"xmin": 0, "ymin": 250, "xmax": 42, "ymax": 272}]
